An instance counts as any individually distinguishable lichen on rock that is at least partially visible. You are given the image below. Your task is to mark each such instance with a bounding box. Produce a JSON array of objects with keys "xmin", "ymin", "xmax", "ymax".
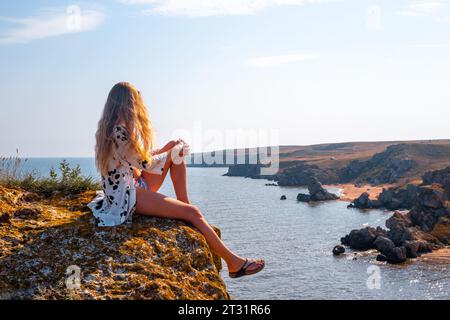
[{"xmin": 0, "ymin": 187, "xmax": 229, "ymax": 300}]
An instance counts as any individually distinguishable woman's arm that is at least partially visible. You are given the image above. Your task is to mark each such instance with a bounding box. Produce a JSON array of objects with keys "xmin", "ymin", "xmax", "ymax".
[
  {"xmin": 134, "ymin": 139, "xmax": 189, "ymax": 178},
  {"xmin": 152, "ymin": 139, "xmax": 187, "ymax": 155},
  {"xmin": 114, "ymin": 125, "xmax": 172, "ymax": 174}
]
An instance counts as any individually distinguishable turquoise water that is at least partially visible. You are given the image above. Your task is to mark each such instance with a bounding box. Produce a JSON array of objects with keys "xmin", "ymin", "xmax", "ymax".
[{"xmin": 19, "ymin": 158, "xmax": 450, "ymax": 299}]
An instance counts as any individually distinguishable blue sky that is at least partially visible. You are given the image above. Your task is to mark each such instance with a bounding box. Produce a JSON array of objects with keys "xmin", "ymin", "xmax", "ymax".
[{"xmin": 0, "ymin": 0, "xmax": 449, "ymax": 157}]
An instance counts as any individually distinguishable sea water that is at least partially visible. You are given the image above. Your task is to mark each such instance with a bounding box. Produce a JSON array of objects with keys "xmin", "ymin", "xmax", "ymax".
[{"xmin": 18, "ymin": 158, "xmax": 450, "ymax": 300}]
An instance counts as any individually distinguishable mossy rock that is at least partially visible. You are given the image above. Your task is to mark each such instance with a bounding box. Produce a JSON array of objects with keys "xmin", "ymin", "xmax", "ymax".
[{"xmin": 0, "ymin": 187, "xmax": 229, "ymax": 300}]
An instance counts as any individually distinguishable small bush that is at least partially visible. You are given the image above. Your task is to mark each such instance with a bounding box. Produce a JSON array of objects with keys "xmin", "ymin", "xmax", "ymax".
[{"xmin": 0, "ymin": 156, "xmax": 100, "ymax": 196}]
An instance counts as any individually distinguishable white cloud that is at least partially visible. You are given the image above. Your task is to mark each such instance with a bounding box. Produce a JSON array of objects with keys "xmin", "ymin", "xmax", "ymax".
[
  {"xmin": 0, "ymin": 6, "xmax": 105, "ymax": 45},
  {"xmin": 246, "ymin": 53, "xmax": 318, "ymax": 67},
  {"xmin": 399, "ymin": 0, "xmax": 444, "ymax": 17},
  {"xmin": 118, "ymin": 0, "xmax": 324, "ymax": 17}
]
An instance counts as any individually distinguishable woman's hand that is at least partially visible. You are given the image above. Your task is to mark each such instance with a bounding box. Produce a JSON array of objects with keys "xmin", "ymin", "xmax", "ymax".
[
  {"xmin": 177, "ymin": 139, "xmax": 190, "ymax": 156},
  {"xmin": 154, "ymin": 139, "xmax": 190, "ymax": 156},
  {"xmin": 173, "ymin": 138, "xmax": 188, "ymax": 148},
  {"xmin": 153, "ymin": 140, "xmax": 178, "ymax": 154},
  {"xmin": 171, "ymin": 139, "xmax": 190, "ymax": 157}
]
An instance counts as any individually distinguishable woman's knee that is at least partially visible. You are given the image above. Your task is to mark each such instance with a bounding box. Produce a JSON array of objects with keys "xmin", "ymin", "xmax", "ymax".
[{"xmin": 185, "ymin": 205, "xmax": 203, "ymax": 224}]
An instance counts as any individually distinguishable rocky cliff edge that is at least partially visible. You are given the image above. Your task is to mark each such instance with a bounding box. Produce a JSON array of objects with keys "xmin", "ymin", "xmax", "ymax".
[{"xmin": 0, "ymin": 186, "xmax": 229, "ymax": 300}]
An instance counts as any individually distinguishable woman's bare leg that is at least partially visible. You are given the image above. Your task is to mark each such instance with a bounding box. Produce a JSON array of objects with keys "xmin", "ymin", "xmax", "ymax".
[
  {"xmin": 135, "ymin": 188, "xmax": 253, "ymax": 272},
  {"xmin": 139, "ymin": 140, "xmax": 179, "ymax": 194},
  {"xmin": 141, "ymin": 155, "xmax": 171, "ymax": 193},
  {"xmin": 141, "ymin": 152, "xmax": 190, "ymax": 203},
  {"xmin": 169, "ymin": 158, "xmax": 190, "ymax": 203},
  {"xmin": 138, "ymin": 143, "xmax": 264, "ymax": 273}
]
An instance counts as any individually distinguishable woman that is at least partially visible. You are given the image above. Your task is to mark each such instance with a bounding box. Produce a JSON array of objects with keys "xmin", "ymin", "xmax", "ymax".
[{"xmin": 88, "ymin": 82, "xmax": 265, "ymax": 279}]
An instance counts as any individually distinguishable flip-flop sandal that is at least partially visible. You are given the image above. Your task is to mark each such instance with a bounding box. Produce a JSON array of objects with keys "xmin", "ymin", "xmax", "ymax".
[{"xmin": 229, "ymin": 259, "xmax": 265, "ymax": 279}]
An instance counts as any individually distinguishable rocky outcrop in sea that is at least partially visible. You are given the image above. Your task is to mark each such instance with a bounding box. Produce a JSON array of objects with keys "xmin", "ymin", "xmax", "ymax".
[
  {"xmin": 340, "ymin": 167, "xmax": 450, "ymax": 264},
  {"xmin": 223, "ymin": 164, "xmax": 261, "ymax": 178},
  {"xmin": 0, "ymin": 186, "xmax": 229, "ymax": 300},
  {"xmin": 296, "ymin": 177, "xmax": 339, "ymax": 202}
]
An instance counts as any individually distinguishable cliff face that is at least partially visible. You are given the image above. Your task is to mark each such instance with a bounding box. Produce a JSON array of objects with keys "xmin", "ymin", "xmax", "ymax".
[
  {"xmin": 223, "ymin": 164, "xmax": 261, "ymax": 178},
  {"xmin": 223, "ymin": 142, "xmax": 450, "ymax": 187},
  {"xmin": 0, "ymin": 186, "xmax": 229, "ymax": 300}
]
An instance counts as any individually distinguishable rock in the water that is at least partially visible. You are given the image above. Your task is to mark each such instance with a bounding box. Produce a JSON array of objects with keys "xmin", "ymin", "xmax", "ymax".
[
  {"xmin": 339, "ymin": 167, "xmax": 450, "ymax": 264},
  {"xmin": 280, "ymin": 195, "xmax": 287, "ymax": 200},
  {"xmin": 297, "ymin": 193, "xmax": 311, "ymax": 202},
  {"xmin": 386, "ymin": 211, "xmax": 413, "ymax": 245},
  {"xmin": 312, "ymin": 190, "xmax": 339, "ymax": 201},
  {"xmin": 385, "ymin": 246, "xmax": 407, "ymax": 264},
  {"xmin": 307, "ymin": 177, "xmax": 323, "ymax": 195},
  {"xmin": 403, "ymin": 241, "xmax": 419, "ymax": 258},
  {"xmin": 341, "ymin": 227, "xmax": 386, "ymax": 250},
  {"xmin": 297, "ymin": 177, "xmax": 339, "ymax": 202},
  {"xmin": 373, "ymin": 236, "xmax": 395, "ymax": 255},
  {"xmin": 376, "ymin": 254, "xmax": 387, "ymax": 262},
  {"xmin": 332, "ymin": 245, "xmax": 345, "ymax": 255},
  {"xmin": 373, "ymin": 236, "xmax": 412, "ymax": 263},
  {"xmin": 224, "ymin": 164, "xmax": 260, "ymax": 178},
  {"xmin": 348, "ymin": 192, "xmax": 373, "ymax": 209},
  {"xmin": 265, "ymin": 183, "xmax": 278, "ymax": 187}
]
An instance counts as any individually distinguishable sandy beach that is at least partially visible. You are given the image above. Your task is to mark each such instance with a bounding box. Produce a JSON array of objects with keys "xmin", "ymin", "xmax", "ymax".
[
  {"xmin": 326, "ymin": 184, "xmax": 389, "ymax": 202},
  {"xmin": 420, "ymin": 248, "xmax": 450, "ymax": 262}
]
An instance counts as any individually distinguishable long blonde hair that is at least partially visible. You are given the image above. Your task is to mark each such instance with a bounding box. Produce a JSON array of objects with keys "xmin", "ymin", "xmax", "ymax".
[{"xmin": 95, "ymin": 82, "xmax": 153, "ymax": 176}]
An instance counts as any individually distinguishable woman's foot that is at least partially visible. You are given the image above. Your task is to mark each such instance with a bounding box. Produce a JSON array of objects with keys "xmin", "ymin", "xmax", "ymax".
[{"xmin": 228, "ymin": 258, "xmax": 265, "ymax": 279}]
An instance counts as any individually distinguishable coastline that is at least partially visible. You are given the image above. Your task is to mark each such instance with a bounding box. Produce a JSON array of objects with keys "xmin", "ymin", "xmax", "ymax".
[{"xmin": 329, "ymin": 183, "xmax": 450, "ymax": 260}]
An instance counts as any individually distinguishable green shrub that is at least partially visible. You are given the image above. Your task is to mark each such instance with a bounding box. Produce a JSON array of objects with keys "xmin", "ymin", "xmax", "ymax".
[{"xmin": 0, "ymin": 155, "xmax": 100, "ymax": 196}]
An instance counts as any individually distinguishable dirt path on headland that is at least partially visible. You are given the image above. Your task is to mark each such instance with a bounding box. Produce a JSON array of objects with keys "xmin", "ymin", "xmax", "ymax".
[{"xmin": 325, "ymin": 184, "xmax": 390, "ymax": 202}]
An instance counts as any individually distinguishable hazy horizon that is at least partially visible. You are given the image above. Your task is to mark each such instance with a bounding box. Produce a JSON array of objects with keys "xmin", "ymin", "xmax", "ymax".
[
  {"xmin": 1, "ymin": 0, "xmax": 450, "ymax": 157},
  {"xmin": 4, "ymin": 137, "xmax": 449, "ymax": 159}
]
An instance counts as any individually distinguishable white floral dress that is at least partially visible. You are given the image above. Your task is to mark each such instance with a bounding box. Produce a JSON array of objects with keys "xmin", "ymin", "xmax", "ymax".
[{"xmin": 88, "ymin": 124, "xmax": 168, "ymax": 227}]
